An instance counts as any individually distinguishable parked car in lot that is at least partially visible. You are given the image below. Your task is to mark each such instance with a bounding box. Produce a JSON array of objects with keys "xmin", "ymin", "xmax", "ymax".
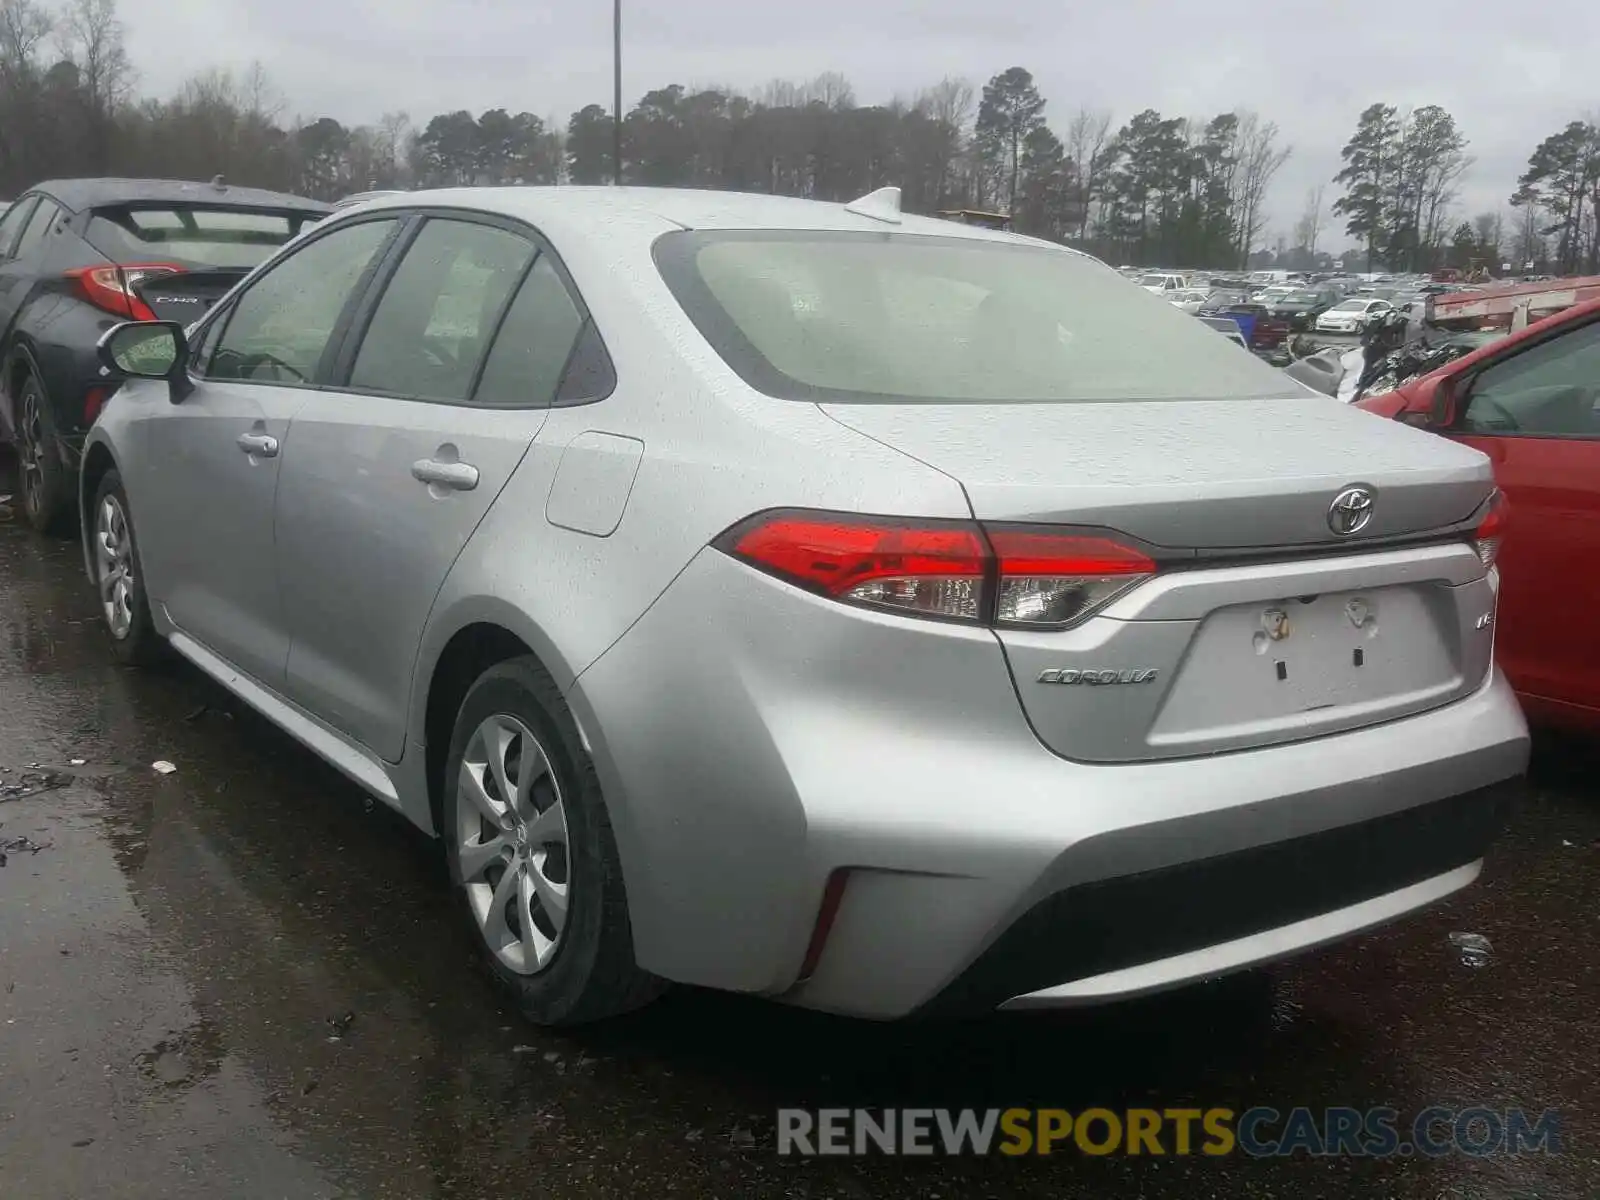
[
  {"xmin": 1317, "ymin": 297, "xmax": 1394, "ymax": 334},
  {"xmin": 81, "ymin": 185, "xmax": 1526, "ymax": 1026},
  {"xmin": 1198, "ymin": 314, "xmax": 1250, "ymax": 350},
  {"xmin": 1198, "ymin": 287, "xmax": 1253, "ymax": 316},
  {"xmin": 1357, "ymin": 296, "xmax": 1600, "ymax": 734},
  {"xmin": 0, "ymin": 177, "xmax": 329, "ymax": 532},
  {"xmin": 1264, "ymin": 287, "xmax": 1340, "ymax": 331},
  {"xmin": 1137, "ymin": 271, "xmax": 1188, "ymax": 295},
  {"xmin": 1168, "ymin": 287, "xmax": 1210, "ymax": 314},
  {"xmin": 1216, "ymin": 302, "xmax": 1291, "ymax": 351}
]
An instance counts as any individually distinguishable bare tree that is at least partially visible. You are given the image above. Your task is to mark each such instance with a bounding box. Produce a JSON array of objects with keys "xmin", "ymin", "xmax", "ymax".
[
  {"xmin": 1293, "ymin": 184, "xmax": 1324, "ymax": 255},
  {"xmin": 1065, "ymin": 106, "xmax": 1112, "ymax": 240},
  {"xmin": 0, "ymin": 0, "xmax": 54, "ymax": 78},
  {"xmin": 807, "ymin": 71, "xmax": 855, "ymax": 111},
  {"xmin": 1232, "ymin": 111, "xmax": 1291, "ymax": 268},
  {"xmin": 58, "ymin": 0, "xmax": 130, "ymax": 110}
]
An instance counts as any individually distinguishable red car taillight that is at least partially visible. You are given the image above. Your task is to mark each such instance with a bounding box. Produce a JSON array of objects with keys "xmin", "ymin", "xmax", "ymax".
[
  {"xmin": 716, "ymin": 511, "xmax": 1158, "ymax": 628},
  {"xmin": 1473, "ymin": 490, "xmax": 1508, "ymax": 569},
  {"xmin": 65, "ymin": 263, "xmax": 184, "ymax": 321}
]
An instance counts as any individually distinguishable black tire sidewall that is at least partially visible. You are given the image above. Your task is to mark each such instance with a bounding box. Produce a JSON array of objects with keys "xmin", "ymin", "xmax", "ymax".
[
  {"xmin": 91, "ymin": 468, "xmax": 160, "ymax": 665},
  {"xmin": 443, "ymin": 660, "xmax": 611, "ymax": 1024}
]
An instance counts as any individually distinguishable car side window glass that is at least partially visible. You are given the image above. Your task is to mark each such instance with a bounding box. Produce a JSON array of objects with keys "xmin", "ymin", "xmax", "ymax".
[
  {"xmin": 209, "ymin": 219, "xmax": 395, "ymax": 385},
  {"xmin": 12, "ymin": 199, "xmax": 60, "ymax": 260},
  {"xmin": 348, "ymin": 219, "xmax": 534, "ymax": 402},
  {"xmin": 1463, "ymin": 321, "xmax": 1600, "ymax": 438},
  {"xmin": 0, "ymin": 198, "xmax": 38, "ymax": 258},
  {"xmin": 473, "ymin": 255, "xmax": 588, "ymax": 408}
]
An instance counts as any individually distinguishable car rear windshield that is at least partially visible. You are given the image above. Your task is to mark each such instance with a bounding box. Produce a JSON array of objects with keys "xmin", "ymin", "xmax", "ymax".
[
  {"xmin": 653, "ymin": 230, "xmax": 1291, "ymax": 404},
  {"xmin": 85, "ymin": 204, "xmax": 322, "ymax": 269}
]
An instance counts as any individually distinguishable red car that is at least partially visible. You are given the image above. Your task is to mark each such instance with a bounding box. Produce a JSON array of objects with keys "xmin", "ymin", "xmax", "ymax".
[{"xmin": 1357, "ymin": 297, "xmax": 1600, "ymax": 733}]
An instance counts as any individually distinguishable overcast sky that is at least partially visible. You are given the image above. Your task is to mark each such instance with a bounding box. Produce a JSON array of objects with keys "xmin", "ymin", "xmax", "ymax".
[{"xmin": 116, "ymin": 0, "xmax": 1597, "ymax": 243}]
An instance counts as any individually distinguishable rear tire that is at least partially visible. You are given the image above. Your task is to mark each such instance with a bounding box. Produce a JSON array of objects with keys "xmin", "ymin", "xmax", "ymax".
[
  {"xmin": 16, "ymin": 373, "xmax": 73, "ymax": 536},
  {"xmin": 91, "ymin": 469, "xmax": 164, "ymax": 666},
  {"xmin": 443, "ymin": 656, "xmax": 664, "ymax": 1025}
]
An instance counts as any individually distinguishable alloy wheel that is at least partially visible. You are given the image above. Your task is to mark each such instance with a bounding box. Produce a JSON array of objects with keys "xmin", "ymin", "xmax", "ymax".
[
  {"xmin": 95, "ymin": 494, "xmax": 136, "ymax": 639},
  {"xmin": 18, "ymin": 390, "xmax": 44, "ymax": 518},
  {"xmin": 457, "ymin": 713, "xmax": 570, "ymax": 975}
]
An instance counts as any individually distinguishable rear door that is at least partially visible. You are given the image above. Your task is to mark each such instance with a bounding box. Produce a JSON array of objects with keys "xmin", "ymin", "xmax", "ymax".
[
  {"xmin": 274, "ymin": 213, "xmax": 592, "ymax": 760},
  {"xmin": 1449, "ymin": 314, "xmax": 1600, "ymax": 717}
]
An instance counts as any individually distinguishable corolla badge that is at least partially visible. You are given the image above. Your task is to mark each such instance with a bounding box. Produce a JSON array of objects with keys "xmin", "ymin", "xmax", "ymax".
[
  {"xmin": 1327, "ymin": 486, "xmax": 1376, "ymax": 536},
  {"xmin": 1037, "ymin": 668, "xmax": 1160, "ymax": 685}
]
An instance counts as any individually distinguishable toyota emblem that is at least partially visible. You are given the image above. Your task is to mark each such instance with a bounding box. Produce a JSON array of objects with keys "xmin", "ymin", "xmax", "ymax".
[{"xmin": 1327, "ymin": 486, "xmax": 1375, "ymax": 536}]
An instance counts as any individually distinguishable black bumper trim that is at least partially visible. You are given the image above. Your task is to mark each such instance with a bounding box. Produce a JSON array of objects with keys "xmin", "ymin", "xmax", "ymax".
[{"xmin": 921, "ymin": 780, "xmax": 1516, "ymax": 1015}]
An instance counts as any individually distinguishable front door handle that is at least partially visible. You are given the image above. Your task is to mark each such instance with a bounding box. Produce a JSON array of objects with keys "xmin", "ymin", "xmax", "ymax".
[
  {"xmin": 237, "ymin": 432, "xmax": 279, "ymax": 457},
  {"xmin": 411, "ymin": 458, "xmax": 479, "ymax": 491}
]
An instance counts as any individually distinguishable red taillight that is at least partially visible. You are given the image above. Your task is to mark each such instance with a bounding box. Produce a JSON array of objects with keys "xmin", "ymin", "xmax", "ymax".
[
  {"xmin": 718, "ymin": 511, "xmax": 1158, "ymax": 628},
  {"xmin": 1473, "ymin": 490, "xmax": 1508, "ymax": 569},
  {"xmin": 66, "ymin": 263, "xmax": 183, "ymax": 321},
  {"xmin": 724, "ymin": 513, "xmax": 987, "ymax": 621}
]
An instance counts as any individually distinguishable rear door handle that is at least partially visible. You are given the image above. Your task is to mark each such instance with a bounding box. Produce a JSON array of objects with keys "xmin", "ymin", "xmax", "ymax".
[
  {"xmin": 411, "ymin": 458, "xmax": 479, "ymax": 491},
  {"xmin": 237, "ymin": 432, "xmax": 278, "ymax": 457}
]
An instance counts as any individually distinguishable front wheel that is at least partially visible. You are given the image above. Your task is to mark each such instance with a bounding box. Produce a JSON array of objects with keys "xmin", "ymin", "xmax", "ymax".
[
  {"xmin": 91, "ymin": 469, "xmax": 164, "ymax": 665},
  {"xmin": 443, "ymin": 656, "xmax": 664, "ymax": 1025}
]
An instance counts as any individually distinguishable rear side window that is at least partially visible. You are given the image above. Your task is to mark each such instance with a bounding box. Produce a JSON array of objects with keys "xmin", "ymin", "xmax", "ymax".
[
  {"xmin": 348, "ymin": 218, "xmax": 535, "ymax": 402},
  {"xmin": 208, "ymin": 218, "xmax": 396, "ymax": 384},
  {"xmin": 474, "ymin": 256, "xmax": 587, "ymax": 407},
  {"xmin": 654, "ymin": 231, "xmax": 1290, "ymax": 404},
  {"xmin": 12, "ymin": 199, "xmax": 61, "ymax": 260},
  {"xmin": 85, "ymin": 205, "xmax": 322, "ymax": 270}
]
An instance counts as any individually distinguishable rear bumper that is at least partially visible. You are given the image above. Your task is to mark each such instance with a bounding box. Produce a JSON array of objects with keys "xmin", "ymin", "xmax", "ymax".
[
  {"xmin": 938, "ymin": 780, "xmax": 1509, "ymax": 1013},
  {"xmin": 572, "ymin": 549, "xmax": 1530, "ymax": 1020}
]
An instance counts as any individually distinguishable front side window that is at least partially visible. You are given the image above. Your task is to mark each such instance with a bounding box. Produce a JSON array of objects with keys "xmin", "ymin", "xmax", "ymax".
[
  {"xmin": 348, "ymin": 218, "xmax": 534, "ymax": 402},
  {"xmin": 208, "ymin": 218, "xmax": 396, "ymax": 384},
  {"xmin": 1461, "ymin": 320, "xmax": 1600, "ymax": 438},
  {"xmin": 656, "ymin": 231, "xmax": 1290, "ymax": 404}
]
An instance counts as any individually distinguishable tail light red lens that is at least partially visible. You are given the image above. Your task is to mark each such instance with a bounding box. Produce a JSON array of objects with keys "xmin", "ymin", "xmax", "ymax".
[
  {"xmin": 717, "ymin": 511, "xmax": 1158, "ymax": 628},
  {"xmin": 1472, "ymin": 490, "xmax": 1508, "ymax": 569},
  {"xmin": 65, "ymin": 263, "xmax": 183, "ymax": 321},
  {"xmin": 723, "ymin": 514, "xmax": 987, "ymax": 621}
]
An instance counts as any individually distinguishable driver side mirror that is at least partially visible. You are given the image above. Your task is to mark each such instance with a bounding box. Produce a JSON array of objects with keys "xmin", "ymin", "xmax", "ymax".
[{"xmin": 97, "ymin": 321, "xmax": 193, "ymax": 403}]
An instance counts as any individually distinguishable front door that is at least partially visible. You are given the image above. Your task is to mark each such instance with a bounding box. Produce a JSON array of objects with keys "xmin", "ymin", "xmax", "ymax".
[
  {"xmin": 1451, "ymin": 314, "xmax": 1600, "ymax": 720},
  {"xmin": 276, "ymin": 217, "xmax": 591, "ymax": 760},
  {"xmin": 138, "ymin": 216, "xmax": 402, "ymax": 687}
]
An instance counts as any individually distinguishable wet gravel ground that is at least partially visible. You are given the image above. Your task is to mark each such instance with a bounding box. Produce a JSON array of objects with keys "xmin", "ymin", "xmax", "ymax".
[{"xmin": 1, "ymin": 460, "xmax": 1597, "ymax": 1199}]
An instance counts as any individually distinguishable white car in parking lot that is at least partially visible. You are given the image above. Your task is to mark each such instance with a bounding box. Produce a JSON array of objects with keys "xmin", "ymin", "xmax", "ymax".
[{"xmin": 1317, "ymin": 297, "xmax": 1393, "ymax": 333}]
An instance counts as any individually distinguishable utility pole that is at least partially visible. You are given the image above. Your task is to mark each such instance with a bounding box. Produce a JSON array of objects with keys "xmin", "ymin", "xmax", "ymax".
[{"xmin": 612, "ymin": 0, "xmax": 623, "ymax": 185}]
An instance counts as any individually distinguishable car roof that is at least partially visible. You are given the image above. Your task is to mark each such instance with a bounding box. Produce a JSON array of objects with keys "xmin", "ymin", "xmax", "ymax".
[
  {"xmin": 26, "ymin": 177, "xmax": 331, "ymax": 214},
  {"xmin": 348, "ymin": 185, "xmax": 1081, "ymax": 253}
]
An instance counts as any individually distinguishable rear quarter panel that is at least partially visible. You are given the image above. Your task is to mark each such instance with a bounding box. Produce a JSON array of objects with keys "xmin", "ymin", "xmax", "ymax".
[{"xmin": 405, "ymin": 209, "xmax": 969, "ymax": 815}]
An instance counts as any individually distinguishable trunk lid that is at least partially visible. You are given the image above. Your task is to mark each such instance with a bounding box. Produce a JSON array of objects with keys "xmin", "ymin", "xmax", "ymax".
[
  {"xmin": 132, "ymin": 268, "xmax": 249, "ymax": 324},
  {"xmin": 822, "ymin": 396, "xmax": 1500, "ymax": 763}
]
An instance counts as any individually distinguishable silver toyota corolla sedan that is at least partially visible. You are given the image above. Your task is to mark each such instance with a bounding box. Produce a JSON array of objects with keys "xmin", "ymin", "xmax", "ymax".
[{"xmin": 78, "ymin": 186, "xmax": 1528, "ymax": 1025}]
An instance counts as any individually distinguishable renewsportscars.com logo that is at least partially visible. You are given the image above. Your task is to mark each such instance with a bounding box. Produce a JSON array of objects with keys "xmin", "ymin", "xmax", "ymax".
[{"xmin": 776, "ymin": 1106, "xmax": 1563, "ymax": 1158}]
